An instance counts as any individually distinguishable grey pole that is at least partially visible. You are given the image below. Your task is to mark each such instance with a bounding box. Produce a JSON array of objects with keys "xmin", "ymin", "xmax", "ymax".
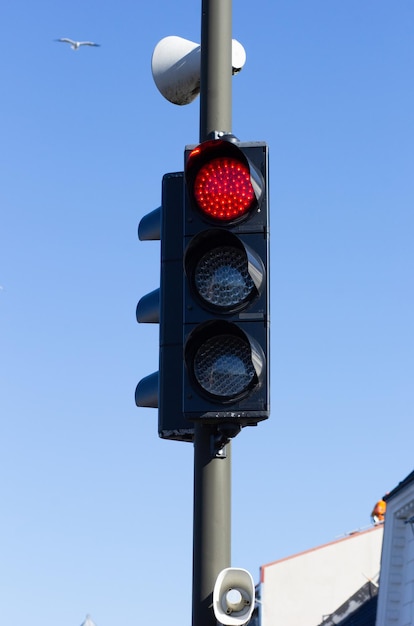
[
  {"xmin": 192, "ymin": 425, "xmax": 231, "ymax": 626},
  {"xmin": 199, "ymin": 0, "xmax": 232, "ymax": 141},
  {"xmin": 192, "ymin": 2, "xmax": 233, "ymax": 625}
]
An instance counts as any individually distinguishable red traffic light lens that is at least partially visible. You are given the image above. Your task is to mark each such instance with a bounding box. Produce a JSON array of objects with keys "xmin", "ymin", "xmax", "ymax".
[{"xmin": 193, "ymin": 156, "xmax": 255, "ymax": 221}]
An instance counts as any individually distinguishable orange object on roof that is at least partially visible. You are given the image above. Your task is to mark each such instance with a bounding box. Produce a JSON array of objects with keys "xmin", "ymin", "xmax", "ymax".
[{"xmin": 371, "ymin": 499, "xmax": 386, "ymax": 524}]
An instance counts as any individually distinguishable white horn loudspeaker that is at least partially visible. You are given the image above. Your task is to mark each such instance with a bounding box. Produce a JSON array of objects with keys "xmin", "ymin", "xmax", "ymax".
[
  {"xmin": 151, "ymin": 36, "xmax": 246, "ymax": 105},
  {"xmin": 213, "ymin": 567, "xmax": 255, "ymax": 626}
]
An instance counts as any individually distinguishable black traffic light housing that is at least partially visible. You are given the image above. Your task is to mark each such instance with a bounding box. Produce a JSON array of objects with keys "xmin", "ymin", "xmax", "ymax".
[
  {"xmin": 182, "ymin": 138, "xmax": 270, "ymax": 427},
  {"xmin": 136, "ymin": 172, "xmax": 194, "ymax": 442}
]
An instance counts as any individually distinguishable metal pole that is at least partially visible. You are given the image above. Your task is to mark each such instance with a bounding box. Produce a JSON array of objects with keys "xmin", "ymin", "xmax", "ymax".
[
  {"xmin": 192, "ymin": 426, "xmax": 232, "ymax": 626},
  {"xmin": 199, "ymin": 0, "xmax": 232, "ymax": 141},
  {"xmin": 192, "ymin": 2, "xmax": 233, "ymax": 625}
]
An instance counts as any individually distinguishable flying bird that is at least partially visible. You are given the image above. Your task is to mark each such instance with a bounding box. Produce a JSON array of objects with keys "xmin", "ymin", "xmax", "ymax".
[{"xmin": 55, "ymin": 38, "xmax": 100, "ymax": 50}]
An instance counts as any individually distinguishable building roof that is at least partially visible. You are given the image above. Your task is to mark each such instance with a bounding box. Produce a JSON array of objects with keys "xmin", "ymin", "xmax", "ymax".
[
  {"xmin": 260, "ymin": 525, "xmax": 382, "ymax": 582},
  {"xmin": 318, "ymin": 581, "xmax": 378, "ymax": 626},
  {"xmin": 80, "ymin": 616, "xmax": 97, "ymax": 626},
  {"xmin": 384, "ymin": 469, "xmax": 414, "ymax": 502},
  {"xmin": 259, "ymin": 525, "xmax": 383, "ymax": 626},
  {"xmin": 339, "ymin": 596, "xmax": 377, "ymax": 626}
]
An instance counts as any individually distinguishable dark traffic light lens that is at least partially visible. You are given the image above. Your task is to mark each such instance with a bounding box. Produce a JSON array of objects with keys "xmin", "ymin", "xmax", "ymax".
[
  {"xmin": 194, "ymin": 245, "xmax": 255, "ymax": 309},
  {"xmin": 193, "ymin": 157, "xmax": 255, "ymax": 221},
  {"xmin": 193, "ymin": 334, "xmax": 256, "ymax": 398}
]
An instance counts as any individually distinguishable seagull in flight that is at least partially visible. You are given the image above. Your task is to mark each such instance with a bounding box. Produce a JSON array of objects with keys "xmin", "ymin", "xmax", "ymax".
[{"xmin": 55, "ymin": 38, "xmax": 100, "ymax": 50}]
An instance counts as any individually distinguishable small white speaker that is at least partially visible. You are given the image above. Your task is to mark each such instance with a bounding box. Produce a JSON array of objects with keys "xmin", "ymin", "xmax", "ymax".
[
  {"xmin": 151, "ymin": 36, "xmax": 246, "ymax": 105},
  {"xmin": 213, "ymin": 567, "xmax": 255, "ymax": 626}
]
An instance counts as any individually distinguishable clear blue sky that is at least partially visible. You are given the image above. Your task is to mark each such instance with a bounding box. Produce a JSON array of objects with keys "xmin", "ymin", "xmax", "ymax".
[{"xmin": 1, "ymin": 1, "xmax": 413, "ymax": 625}]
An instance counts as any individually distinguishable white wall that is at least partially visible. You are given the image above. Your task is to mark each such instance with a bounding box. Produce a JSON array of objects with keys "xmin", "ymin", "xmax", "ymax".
[{"xmin": 261, "ymin": 525, "xmax": 383, "ymax": 626}]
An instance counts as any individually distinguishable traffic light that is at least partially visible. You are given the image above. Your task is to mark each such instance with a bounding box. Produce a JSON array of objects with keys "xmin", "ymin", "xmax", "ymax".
[
  {"xmin": 135, "ymin": 172, "xmax": 194, "ymax": 442},
  {"xmin": 183, "ymin": 137, "xmax": 270, "ymax": 427}
]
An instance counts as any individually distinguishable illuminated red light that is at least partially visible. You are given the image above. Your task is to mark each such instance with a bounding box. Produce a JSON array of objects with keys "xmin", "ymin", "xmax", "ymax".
[{"xmin": 193, "ymin": 156, "xmax": 254, "ymax": 221}]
